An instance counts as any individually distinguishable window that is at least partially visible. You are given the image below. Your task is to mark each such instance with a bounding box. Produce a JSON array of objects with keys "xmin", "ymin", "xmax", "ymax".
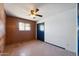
[
  {"xmin": 40, "ymin": 24, "xmax": 44, "ymax": 31},
  {"xmin": 25, "ymin": 23, "xmax": 31, "ymax": 31},
  {"xmin": 19, "ymin": 22, "xmax": 25, "ymax": 31},
  {"xmin": 19, "ymin": 22, "xmax": 31, "ymax": 31}
]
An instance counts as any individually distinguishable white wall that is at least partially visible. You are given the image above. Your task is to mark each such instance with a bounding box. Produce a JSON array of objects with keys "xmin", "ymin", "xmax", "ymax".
[
  {"xmin": 37, "ymin": 4, "xmax": 76, "ymax": 53},
  {"xmin": 0, "ymin": 4, "xmax": 5, "ymax": 53}
]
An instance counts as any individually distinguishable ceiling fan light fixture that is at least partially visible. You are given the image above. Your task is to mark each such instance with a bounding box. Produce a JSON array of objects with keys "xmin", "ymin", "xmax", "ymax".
[
  {"xmin": 31, "ymin": 14, "xmax": 36, "ymax": 19},
  {"xmin": 29, "ymin": 8, "xmax": 43, "ymax": 19}
]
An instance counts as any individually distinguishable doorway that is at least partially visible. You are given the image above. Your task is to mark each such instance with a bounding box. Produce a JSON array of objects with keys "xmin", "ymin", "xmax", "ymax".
[{"xmin": 37, "ymin": 23, "xmax": 44, "ymax": 42}]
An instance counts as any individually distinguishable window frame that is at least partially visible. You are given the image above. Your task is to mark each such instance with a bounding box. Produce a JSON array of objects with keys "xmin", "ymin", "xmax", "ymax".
[{"xmin": 18, "ymin": 22, "xmax": 31, "ymax": 31}]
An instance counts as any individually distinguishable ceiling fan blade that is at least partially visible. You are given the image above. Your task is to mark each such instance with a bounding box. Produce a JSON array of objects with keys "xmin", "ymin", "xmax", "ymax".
[
  {"xmin": 36, "ymin": 8, "xmax": 39, "ymax": 12},
  {"xmin": 31, "ymin": 10, "xmax": 34, "ymax": 15},
  {"xmin": 36, "ymin": 14, "xmax": 43, "ymax": 17}
]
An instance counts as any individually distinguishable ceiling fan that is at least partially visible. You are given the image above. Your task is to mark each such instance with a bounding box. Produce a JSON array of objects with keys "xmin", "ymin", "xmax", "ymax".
[{"xmin": 30, "ymin": 8, "xmax": 43, "ymax": 19}]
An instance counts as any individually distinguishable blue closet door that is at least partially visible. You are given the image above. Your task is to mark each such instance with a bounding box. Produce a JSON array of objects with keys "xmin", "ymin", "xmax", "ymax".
[{"xmin": 37, "ymin": 23, "xmax": 44, "ymax": 41}]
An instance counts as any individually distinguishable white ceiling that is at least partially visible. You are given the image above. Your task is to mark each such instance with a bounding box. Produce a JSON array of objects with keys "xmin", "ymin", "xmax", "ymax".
[{"xmin": 4, "ymin": 3, "xmax": 76, "ymax": 21}]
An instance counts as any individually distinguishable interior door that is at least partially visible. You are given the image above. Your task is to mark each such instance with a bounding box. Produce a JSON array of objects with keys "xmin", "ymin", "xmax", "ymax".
[{"xmin": 37, "ymin": 23, "xmax": 44, "ymax": 41}]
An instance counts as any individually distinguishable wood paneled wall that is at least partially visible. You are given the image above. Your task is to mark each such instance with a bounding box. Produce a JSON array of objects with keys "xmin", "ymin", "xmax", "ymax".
[{"xmin": 6, "ymin": 16, "xmax": 36, "ymax": 45}]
